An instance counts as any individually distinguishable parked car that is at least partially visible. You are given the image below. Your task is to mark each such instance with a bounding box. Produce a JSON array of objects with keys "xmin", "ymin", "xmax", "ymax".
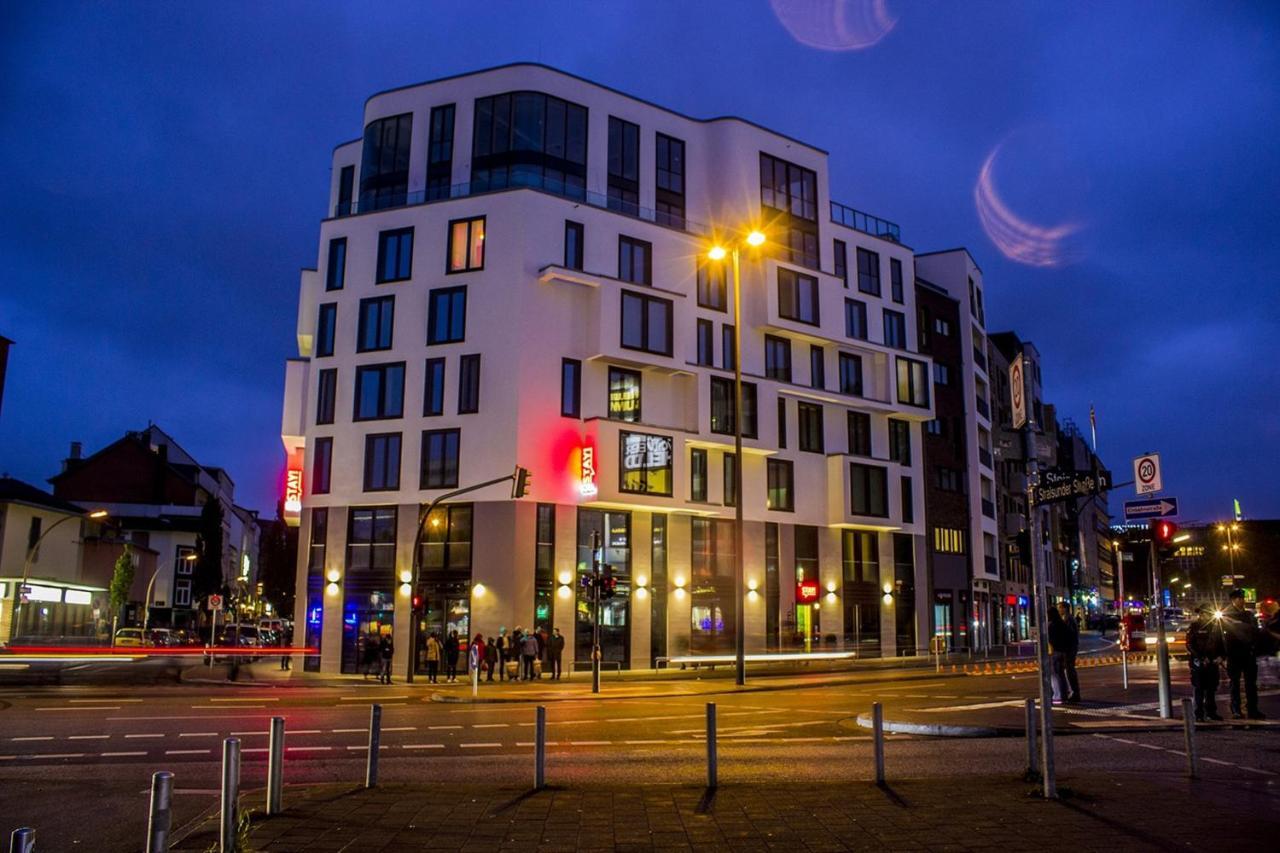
[{"xmin": 113, "ymin": 627, "xmax": 150, "ymax": 647}]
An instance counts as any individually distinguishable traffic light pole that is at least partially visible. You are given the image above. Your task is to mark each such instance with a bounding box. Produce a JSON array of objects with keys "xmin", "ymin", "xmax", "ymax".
[
  {"xmin": 1149, "ymin": 534, "xmax": 1172, "ymax": 718},
  {"xmin": 591, "ymin": 531, "xmax": 602, "ymax": 694}
]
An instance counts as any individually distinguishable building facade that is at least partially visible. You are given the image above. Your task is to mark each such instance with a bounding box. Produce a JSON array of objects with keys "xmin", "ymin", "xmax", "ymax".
[{"xmin": 282, "ymin": 64, "xmax": 936, "ymax": 675}]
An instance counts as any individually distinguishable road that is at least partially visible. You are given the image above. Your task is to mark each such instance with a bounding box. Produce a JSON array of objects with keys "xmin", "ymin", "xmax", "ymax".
[{"xmin": 2, "ymin": 658, "xmax": 1277, "ymax": 850}]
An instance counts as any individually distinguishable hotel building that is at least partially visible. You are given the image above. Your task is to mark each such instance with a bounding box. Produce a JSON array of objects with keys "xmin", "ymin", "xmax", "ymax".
[{"xmin": 281, "ymin": 64, "xmax": 935, "ymax": 675}]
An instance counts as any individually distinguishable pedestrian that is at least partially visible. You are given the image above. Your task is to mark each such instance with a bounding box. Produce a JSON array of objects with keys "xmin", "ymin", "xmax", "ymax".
[
  {"xmin": 535, "ymin": 627, "xmax": 548, "ymax": 679},
  {"xmin": 521, "ymin": 630, "xmax": 539, "ymax": 681},
  {"xmin": 1057, "ymin": 601, "xmax": 1081, "ymax": 703},
  {"xmin": 425, "ymin": 631, "xmax": 442, "ymax": 684},
  {"xmin": 444, "ymin": 630, "xmax": 461, "ymax": 683},
  {"xmin": 484, "ymin": 635, "xmax": 498, "ymax": 681},
  {"xmin": 470, "ymin": 633, "xmax": 486, "ymax": 684},
  {"xmin": 378, "ymin": 632, "xmax": 394, "ymax": 685},
  {"xmin": 511, "ymin": 627, "xmax": 524, "ymax": 681},
  {"xmin": 1222, "ymin": 589, "xmax": 1264, "ymax": 719},
  {"xmin": 496, "ymin": 627, "xmax": 509, "ymax": 682},
  {"xmin": 279, "ymin": 623, "xmax": 292, "ymax": 671},
  {"xmin": 550, "ymin": 626, "xmax": 565, "ymax": 680},
  {"xmin": 362, "ymin": 631, "xmax": 379, "ymax": 680},
  {"xmin": 1185, "ymin": 606, "xmax": 1224, "ymax": 721},
  {"xmin": 1046, "ymin": 605, "xmax": 1070, "ymax": 704}
]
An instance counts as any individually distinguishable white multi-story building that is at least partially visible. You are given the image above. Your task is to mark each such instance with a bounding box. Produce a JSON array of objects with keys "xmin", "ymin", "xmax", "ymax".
[{"xmin": 282, "ymin": 64, "xmax": 935, "ymax": 675}]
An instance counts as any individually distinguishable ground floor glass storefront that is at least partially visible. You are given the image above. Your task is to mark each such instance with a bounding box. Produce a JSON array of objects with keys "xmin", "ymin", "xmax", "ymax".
[
  {"xmin": 414, "ymin": 504, "xmax": 473, "ymax": 673},
  {"xmin": 576, "ymin": 509, "xmax": 631, "ymax": 668},
  {"xmin": 340, "ymin": 506, "xmax": 396, "ymax": 674}
]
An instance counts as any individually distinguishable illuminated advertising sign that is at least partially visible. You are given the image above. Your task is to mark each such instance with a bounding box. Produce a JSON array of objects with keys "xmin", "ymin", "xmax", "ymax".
[
  {"xmin": 619, "ymin": 432, "xmax": 673, "ymax": 496},
  {"xmin": 283, "ymin": 449, "xmax": 304, "ymax": 527},
  {"xmin": 795, "ymin": 580, "xmax": 820, "ymax": 605},
  {"xmin": 579, "ymin": 446, "xmax": 598, "ymax": 497}
]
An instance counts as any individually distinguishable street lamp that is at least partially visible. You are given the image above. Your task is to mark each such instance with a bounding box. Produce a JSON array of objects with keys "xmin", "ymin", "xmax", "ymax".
[{"xmin": 708, "ymin": 228, "xmax": 766, "ymax": 688}]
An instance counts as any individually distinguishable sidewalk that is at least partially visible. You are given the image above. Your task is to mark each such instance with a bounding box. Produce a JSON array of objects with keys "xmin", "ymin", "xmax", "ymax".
[{"xmin": 170, "ymin": 773, "xmax": 1277, "ymax": 852}]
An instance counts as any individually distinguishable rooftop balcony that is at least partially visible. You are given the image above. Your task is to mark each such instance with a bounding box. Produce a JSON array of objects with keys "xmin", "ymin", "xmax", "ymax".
[{"xmin": 829, "ymin": 201, "xmax": 901, "ymax": 243}]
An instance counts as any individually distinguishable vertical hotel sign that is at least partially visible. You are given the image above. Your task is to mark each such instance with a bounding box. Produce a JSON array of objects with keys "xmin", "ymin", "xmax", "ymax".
[
  {"xmin": 283, "ymin": 448, "xmax": 304, "ymax": 526},
  {"xmin": 579, "ymin": 445, "xmax": 598, "ymax": 497}
]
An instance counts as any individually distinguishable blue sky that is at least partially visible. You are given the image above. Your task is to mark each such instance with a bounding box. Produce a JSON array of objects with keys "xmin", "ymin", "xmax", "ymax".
[{"xmin": 1, "ymin": 1, "xmax": 1277, "ymax": 521}]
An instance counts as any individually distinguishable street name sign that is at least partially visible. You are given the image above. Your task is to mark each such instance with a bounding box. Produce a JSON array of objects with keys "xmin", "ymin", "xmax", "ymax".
[
  {"xmin": 1029, "ymin": 467, "xmax": 1111, "ymax": 506},
  {"xmin": 1010, "ymin": 355, "xmax": 1026, "ymax": 429},
  {"xmin": 1123, "ymin": 497, "xmax": 1179, "ymax": 521},
  {"xmin": 1133, "ymin": 452, "xmax": 1162, "ymax": 495}
]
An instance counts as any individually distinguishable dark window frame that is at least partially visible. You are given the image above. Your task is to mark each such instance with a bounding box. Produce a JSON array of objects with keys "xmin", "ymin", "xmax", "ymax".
[
  {"xmin": 850, "ymin": 462, "xmax": 889, "ymax": 518},
  {"xmin": 839, "ymin": 352, "xmax": 863, "ymax": 396},
  {"xmin": 420, "ymin": 428, "xmax": 461, "ymax": 490},
  {"xmin": 560, "ymin": 358, "xmax": 581, "ymax": 418},
  {"xmin": 353, "ymin": 362, "xmax": 406, "ymax": 422},
  {"xmin": 618, "ymin": 235, "xmax": 653, "ymax": 285},
  {"xmin": 357, "ymin": 295, "xmax": 395, "ymax": 353},
  {"xmin": 766, "ymin": 458, "xmax": 795, "ymax": 512},
  {"xmin": 764, "ymin": 334, "xmax": 793, "ymax": 381},
  {"xmin": 710, "ymin": 376, "xmax": 758, "ymax": 439},
  {"xmin": 362, "ymin": 432, "xmax": 402, "ymax": 492},
  {"xmin": 423, "ymin": 357, "xmax": 445, "ymax": 417},
  {"xmin": 316, "ymin": 303, "xmax": 337, "ymax": 358},
  {"xmin": 607, "ymin": 366, "xmax": 643, "ymax": 423},
  {"xmin": 457, "ymin": 353, "xmax": 481, "ymax": 414},
  {"xmin": 620, "ymin": 290, "xmax": 673, "ymax": 356},
  {"xmin": 777, "ymin": 267, "xmax": 820, "ymax": 326},
  {"xmin": 315, "ymin": 368, "xmax": 337, "ymax": 425},
  {"xmin": 326, "ymin": 237, "xmax": 347, "ymax": 291},
  {"xmin": 312, "ymin": 437, "xmax": 333, "ymax": 495},
  {"xmin": 564, "ymin": 220, "xmax": 584, "ymax": 270},
  {"xmin": 446, "ymin": 216, "xmax": 486, "ymax": 274},
  {"xmin": 856, "ymin": 247, "xmax": 881, "ymax": 296},
  {"xmin": 376, "ymin": 227, "xmax": 414, "ymax": 284},
  {"xmin": 427, "ymin": 285, "xmax": 467, "ymax": 345},
  {"xmin": 690, "ymin": 447, "xmax": 708, "ymax": 502},
  {"xmin": 797, "ymin": 402, "xmax": 824, "ymax": 454}
]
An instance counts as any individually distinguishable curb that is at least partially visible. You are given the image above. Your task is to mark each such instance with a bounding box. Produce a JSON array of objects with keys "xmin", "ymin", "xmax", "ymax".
[
  {"xmin": 855, "ymin": 714, "xmax": 1278, "ymax": 738},
  {"xmin": 855, "ymin": 712, "xmax": 998, "ymax": 738}
]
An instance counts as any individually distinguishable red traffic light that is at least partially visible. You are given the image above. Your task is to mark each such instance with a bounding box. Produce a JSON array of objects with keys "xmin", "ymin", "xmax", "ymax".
[{"xmin": 1151, "ymin": 519, "xmax": 1179, "ymax": 544}]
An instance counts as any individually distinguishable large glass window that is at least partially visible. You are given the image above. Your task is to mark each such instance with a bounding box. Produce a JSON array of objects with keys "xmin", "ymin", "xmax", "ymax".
[
  {"xmin": 576, "ymin": 510, "xmax": 631, "ymax": 666},
  {"xmin": 765, "ymin": 522, "xmax": 780, "ymax": 650},
  {"xmin": 357, "ymin": 296, "xmax": 394, "ymax": 352},
  {"xmin": 890, "ymin": 257, "xmax": 904, "ymax": 303},
  {"xmin": 722, "ymin": 452, "xmax": 737, "ymax": 507},
  {"xmin": 760, "ymin": 152, "xmax": 818, "ymax": 268},
  {"xmin": 697, "ymin": 261, "xmax": 727, "ymax": 310},
  {"xmin": 690, "ymin": 447, "xmax": 708, "ymax": 502},
  {"xmin": 347, "ymin": 506, "xmax": 397, "ymax": 572},
  {"xmin": 426, "ymin": 103, "xmax": 456, "ymax": 200},
  {"xmin": 842, "ymin": 529, "xmax": 881, "ymax": 657},
  {"xmin": 560, "ymin": 358, "xmax": 581, "ymax": 417},
  {"xmin": 888, "ymin": 419, "xmax": 911, "ymax": 464},
  {"xmin": 316, "ymin": 368, "xmax": 337, "ymax": 425},
  {"xmin": 618, "ymin": 236, "xmax": 652, "ymax": 285},
  {"xmin": 778, "ymin": 267, "xmax": 820, "ymax": 325},
  {"xmin": 650, "ymin": 515, "xmax": 668, "ymax": 665},
  {"xmin": 427, "ymin": 286, "xmax": 467, "ymax": 345},
  {"xmin": 765, "ymin": 335, "xmax": 792, "ymax": 381},
  {"xmin": 447, "ymin": 217, "xmax": 485, "ymax": 273},
  {"xmin": 696, "ymin": 319, "xmax": 714, "ymax": 366},
  {"xmin": 471, "ymin": 92, "xmax": 588, "ymax": 198},
  {"xmin": 421, "ymin": 504, "xmax": 473, "ymax": 576},
  {"xmin": 326, "ymin": 238, "xmax": 346, "ymax": 291},
  {"xmin": 810, "ymin": 345, "xmax": 825, "ymax": 389},
  {"xmin": 336, "ymin": 165, "xmax": 354, "ymax": 216},
  {"xmin": 834, "ymin": 239, "xmax": 848, "ymax": 287},
  {"xmin": 884, "ymin": 309, "xmax": 907, "ymax": 349},
  {"xmin": 354, "ymin": 362, "xmax": 405, "ymax": 421},
  {"xmin": 619, "ymin": 431, "xmax": 672, "ymax": 496},
  {"xmin": 316, "ymin": 303, "xmax": 336, "ymax": 358},
  {"xmin": 363, "ymin": 433, "xmax": 401, "ymax": 491},
  {"xmin": 655, "ymin": 132, "xmax": 685, "ymax": 228},
  {"xmin": 303, "ymin": 509, "xmax": 327, "ymax": 671},
  {"xmin": 839, "ymin": 352, "xmax": 863, "ymax": 396},
  {"xmin": 608, "ymin": 116, "xmax": 640, "ymax": 215},
  {"xmin": 690, "ymin": 518, "xmax": 736, "ymax": 654},
  {"xmin": 423, "ymin": 358, "xmax": 445, "ymax": 416},
  {"xmin": 847, "ymin": 411, "xmax": 871, "ymax": 456},
  {"xmin": 894, "ymin": 533, "xmax": 916, "ymax": 653},
  {"xmin": 457, "ymin": 354, "xmax": 481, "ymax": 414},
  {"xmin": 534, "ymin": 504, "xmax": 555, "ymax": 630},
  {"xmin": 845, "ymin": 298, "xmax": 868, "ymax": 340},
  {"xmin": 564, "ymin": 220, "xmax": 584, "ymax": 270},
  {"xmin": 896, "ymin": 356, "xmax": 931, "ymax": 408},
  {"xmin": 766, "ymin": 458, "xmax": 794, "ymax": 511},
  {"xmin": 798, "ymin": 402, "xmax": 824, "ymax": 453},
  {"xmin": 376, "ymin": 227, "xmax": 414, "ymax": 283},
  {"xmin": 850, "ymin": 462, "xmax": 888, "ymax": 517},
  {"xmin": 856, "ymin": 247, "xmax": 881, "ymax": 296},
  {"xmin": 710, "ymin": 377, "xmax": 758, "ymax": 438},
  {"xmin": 312, "ymin": 437, "xmax": 333, "ymax": 494},
  {"xmin": 722, "ymin": 325, "xmax": 735, "ymax": 370},
  {"xmin": 620, "ymin": 291, "xmax": 672, "ymax": 355},
  {"xmin": 359, "ymin": 113, "xmax": 411, "ymax": 211},
  {"xmin": 607, "ymin": 367, "xmax": 642, "ymax": 422},
  {"xmin": 420, "ymin": 428, "xmax": 460, "ymax": 489}
]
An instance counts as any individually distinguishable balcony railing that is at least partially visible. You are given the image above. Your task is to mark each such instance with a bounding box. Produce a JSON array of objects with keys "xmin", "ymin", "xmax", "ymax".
[
  {"xmin": 830, "ymin": 201, "xmax": 902, "ymax": 242},
  {"xmin": 334, "ymin": 175, "xmax": 708, "ymax": 235}
]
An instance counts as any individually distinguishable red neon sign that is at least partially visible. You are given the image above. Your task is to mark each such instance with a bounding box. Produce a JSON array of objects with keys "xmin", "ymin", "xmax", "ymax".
[
  {"xmin": 284, "ymin": 467, "xmax": 303, "ymax": 513},
  {"xmin": 795, "ymin": 580, "xmax": 820, "ymax": 605}
]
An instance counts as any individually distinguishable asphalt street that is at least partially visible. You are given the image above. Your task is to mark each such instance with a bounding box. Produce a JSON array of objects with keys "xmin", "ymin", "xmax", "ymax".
[{"xmin": 1, "ymin": 657, "xmax": 1277, "ymax": 850}]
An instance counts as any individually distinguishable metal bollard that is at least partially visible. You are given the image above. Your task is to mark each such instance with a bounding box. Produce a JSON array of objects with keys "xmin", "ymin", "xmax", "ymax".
[
  {"xmin": 365, "ymin": 704, "xmax": 381, "ymax": 788},
  {"xmin": 1181, "ymin": 698, "xmax": 1198, "ymax": 778},
  {"xmin": 1024, "ymin": 698, "xmax": 1038, "ymax": 777},
  {"xmin": 534, "ymin": 705, "xmax": 547, "ymax": 789},
  {"xmin": 9, "ymin": 828, "xmax": 34, "ymax": 853},
  {"xmin": 872, "ymin": 702, "xmax": 885, "ymax": 785},
  {"xmin": 706, "ymin": 702, "xmax": 717, "ymax": 789},
  {"xmin": 267, "ymin": 716, "xmax": 285, "ymax": 815},
  {"xmin": 146, "ymin": 770, "xmax": 174, "ymax": 853},
  {"xmin": 220, "ymin": 737, "xmax": 241, "ymax": 853}
]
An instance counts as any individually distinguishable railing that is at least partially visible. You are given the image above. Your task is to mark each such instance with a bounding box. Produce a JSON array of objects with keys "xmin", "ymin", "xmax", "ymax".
[
  {"xmin": 335, "ymin": 175, "xmax": 709, "ymax": 235},
  {"xmin": 830, "ymin": 201, "xmax": 902, "ymax": 242}
]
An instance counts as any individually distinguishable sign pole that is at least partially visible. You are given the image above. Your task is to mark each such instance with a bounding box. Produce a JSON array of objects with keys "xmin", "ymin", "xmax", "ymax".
[
  {"xmin": 1150, "ymin": 533, "xmax": 1172, "ymax": 718},
  {"xmin": 1117, "ymin": 541, "xmax": 1128, "ymax": 690},
  {"xmin": 591, "ymin": 530, "xmax": 601, "ymax": 695}
]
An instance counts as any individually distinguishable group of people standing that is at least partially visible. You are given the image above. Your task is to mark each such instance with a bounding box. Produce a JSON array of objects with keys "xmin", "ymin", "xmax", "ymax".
[
  {"xmin": 1185, "ymin": 589, "xmax": 1278, "ymax": 721},
  {"xmin": 359, "ymin": 631, "xmax": 395, "ymax": 684},
  {"xmin": 419, "ymin": 625, "xmax": 566, "ymax": 685}
]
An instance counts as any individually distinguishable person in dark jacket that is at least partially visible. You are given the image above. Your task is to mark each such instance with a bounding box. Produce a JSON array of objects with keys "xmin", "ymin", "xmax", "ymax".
[
  {"xmin": 444, "ymin": 630, "xmax": 461, "ymax": 684},
  {"xmin": 549, "ymin": 627, "xmax": 565, "ymax": 680},
  {"xmin": 1057, "ymin": 601, "xmax": 1081, "ymax": 702},
  {"xmin": 483, "ymin": 635, "xmax": 498, "ymax": 681},
  {"xmin": 496, "ymin": 628, "xmax": 509, "ymax": 681},
  {"xmin": 378, "ymin": 633, "xmax": 394, "ymax": 685},
  {"xmin": 1185, "ymin": 606, "xmax": 1224, "ymax": 721},
  {"xmin": 535, "ymin": 628, "xmax": 548, "ymax": 679},
  {"xmin": 1222, "ymin": 590, "xmax": 1263, "ymax": 719},
  {"xmin": 362, "ymin": 632, "xmax": 380, "ymax": 680},
  {"xmin": 1046, "ymin": 606, "xmax": 1071, "ymax": 704}
]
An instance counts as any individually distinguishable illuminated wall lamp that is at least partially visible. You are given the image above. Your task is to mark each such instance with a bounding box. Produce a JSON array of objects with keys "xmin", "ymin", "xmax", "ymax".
[
  {"xmin": 635, "ymin": 575, "xmax": 648, "ymax": 588},
  {"xmin": 473, "ymin": 583, "xmax": 487, "ymax": 598},
  {"xmin": 325, "ymin": 569, "xmax": 341, "ymax": 584},
  {"xmin": 399, "ymin": 583, "xmax": 412, "ymax": 596},
  {"xmin": 747, "ymin": 578, "xmax": 758, "ymax": 592},
  {"xmin": 399, "ymin": 569, "xmax": 413, "ymax": 584},
  {"xmin": 557, "ymin": 584, "xmax": 572, "ymax": 599},
  {"xmin": 558, "ymin": 570, "xmax": 573, "ymax": 586},
  {"xmin": 325, "ymin": 582, "xmax": 339, "ymax": 596},
  {"xmin": 826, "ymin": 581, "xmax": 837, "ymax": 592}
]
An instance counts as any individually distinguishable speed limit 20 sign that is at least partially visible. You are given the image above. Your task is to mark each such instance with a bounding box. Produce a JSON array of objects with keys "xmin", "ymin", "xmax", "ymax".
[{"xmin": 1133, "ymin": 453, "xmax": 1162, "ymax": 495}]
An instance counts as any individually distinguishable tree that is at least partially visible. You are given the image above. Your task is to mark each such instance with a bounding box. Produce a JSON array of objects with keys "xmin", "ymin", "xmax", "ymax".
[
  {"xmin": 193, "ymin": 498, "xmax": 225, "ymax": 603},
  {"xmin": 109, "ymin": 544, "xmax": 136, "ymax": 617},
  {"xmin": 258, "ymin": 500, "xmax": 298, "ymax": 617}
]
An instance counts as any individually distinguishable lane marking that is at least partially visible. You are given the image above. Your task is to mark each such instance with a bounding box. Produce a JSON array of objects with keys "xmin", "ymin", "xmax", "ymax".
[
  {"xmin": 384, "ymin": 726, "xmax": 416, "ymax": 732},
  {"xmin": 344, "ymin": 745, "xmax": 389, "ymax": 751},
  {"xmin": 331, "ymin": 728, "xmax": 364, "ymax": 733},
  {"xmin": 69, "ymin": 698, "xmax": 142, "ymax": 703},
  {"xmin": 12, "ymin": 736, "xmax": 53, "ymax": 742},
  {"xmin": 34, "ymin": 706, "xmax": 119, "ymax": 712},
  {"xmin": 166, "ymin": 749, "xmax": 211, "ymax": 755},
  {"xmin": 428, "ymin": 725, "xmax": 462, "ymax": 730},
  {"xmin": 286, "ymin": 746, "xmax": 332, "ymax": 752},
  {"xmin": 459, "ymin": 743, "xmax": 501, "ymax": 749},
  {"xmin": 207, "ymin": 697, "xmax": 279, "ymax": 703},
  {"xmin": 28, "ymin": 753, "xmax": 85, "ymax": 759},
  {"xmin": 569, "ymin": 740, "xmax": 611, "ymax": 746},
  {"xmin": 69, "ymin": 735, "xmax": 110, "ymax": 740},
  {"xmin": 1240, "ymin": 766, "xmax": 1277, "ymax": 776},
  {"xmin": 1202, "ymin": 757, "xmax": 1232, "ymax": 765},
  {"xmin": 242, "ymin": 748, "xmax": 269, "ymax": 754},
  {"xmin": 190, "ymin": 705, "xmax": 265, "ymax": 710},
  {"xmin": 473, "ymin": 723, "xmax": 508, "ymax": 728},
  {"xmin": 179, "ymin": 732, "xmax": 219, "ymax": 738},
  {"xmin": 102, "ymin": 751, "xmax": 146, "ymax": 757},
  {"xmin": 403, "ymin": 744, "xmax": 444, "ymax": 750},
  {"xmin": 126, "ymin": 734, "xmax": 165, "ymax": 739},
  {"xmin": 624, "ymin": 739, "xmax": 666, "ymax": 745}
]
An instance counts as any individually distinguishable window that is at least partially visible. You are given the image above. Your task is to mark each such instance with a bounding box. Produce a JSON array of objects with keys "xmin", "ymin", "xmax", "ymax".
[
  {"xmin": 655, "ymin": 132, "xmax": 685, "ymax": 228},
  {"xmin": 764, "ymin": 335, "xmax": 792, "ymax": 381},
  {"xmin": 316, "ymin": 368, "xmax": 337, "ymax": 425},
  {"xmin": 842, "ymin": 529, "xmax": 879, "ymax": 584},
  {"xmin": 357, "ymin": 296, "xmax": 395, "ymax": 352},
  {"xmin": 798, "ymin": 402, "xmax": 824, "ymax": 453},
  {"xmin": 363, "ymin": 433, "xmax": 402, "ymax": 491},
  {"xmin": 847, "ymin": 411, "xmax": 871, "ymax": 456},
  {"xmin": 777, "ymin": 267, "xmax": 820, "ymax": 325},
  {"xmin": 856, "ymin": 247, "xmax": 880, "ymax": 296},
  {"xmin": 471, "ymin": 91, "xmax": 588, "ymax": 198},
  {"xmin": 810, "ymin": 345, "xmax": 825, "ymax": 389},
  {"xmin": 312, "ymin": 437, "xmax": 333, "ymax": 494},
  {"xmin": 618, "ymin": 236, "xmax": 652, "ymax": 284},
  {"xmin": 697, "ymin": 261, "xmax": 726, "ymax": 310},
  {"xmin": 883, "ymin": 309, "xmax": 907, "ymax": 349},
  {"xmin": 359, "ymin": 113, "xmax": 411, "ymax": 211},
  {"xmin": 427, "ymin": 286, "xmax": 467, "ymax": 344},
  {"xmin": 690, "ymin": 518, "xmax": 737, "ymax": 653},
  {"xmin": 935, "ymin": 467, "xmax": 963, "ymax": 493},
  {"xmin": 696, "ymin": 319, "xmax": 714, "ymax": 366},
  {"xmin": 420, "ymin": 428, "xmax": 461, "ymax": 489},
  {"xmin": 890, "ymin": 257, "xmax": 904, "ymax": 303},
  {"xmin": 925, "ymin": 418, "xmax": 944, "ymax": 436},
  {"xmin": 777, "ymin": 397, "xmax": 787, "ymax": 448},
  {"xmin": 564, "ymin": 221, "xmax": 584, "ymax": 270},
  {"xmin": 900, "ymin": 476, "xmax": 914, "ymax": 522},
  {"xmin": 423, "ymin": 358, "xmax": 445, "ymax": 416},
  {"xmin": 376, "ymin": 227, "xmax": 414, "ymax": 283},
  {"xmin": 690, "ymin": 447, "xmax": 708, "ymax": 501},
  {"xmin": 354, "ymin": 363, "xmax": 405, "ymax": 421},
  {"xmin": 844, "ymin": 298, "xmax": 868, "ymax": 340},
  {"xmin": 560, "ymin": 358, "xmax": 581, "ymax": 417},
  {"xmin": 420, "ymin": 503, "xmax": 472, "ymax": 574},
  {"xmin": 608, "ymin": 367, "xmax": 642, "ymax": 422},
  {"xmin": 651, "ymin": 515, "xmax": 669, "ymax": 666},
  {"xmin": 534, "ymin": 503, "xmax": 555, "ymax": 626},
  {"xmin": 933, "ymin": 363, "xmax": 950, "ymax": 385},
  {"xmin": 722, "ymin": 325, "xmax": 735, "ymax": 370},
  {"xmin": 607, "ymin": 116, "xmax": 640, "ymax": 214},
  {"xmin": 834, "ymin": 239, "xmax": 848, "ymax": 287},
  {"xmin": 316, "ymin": 303, "xmax": 336, "ymax": 358},
  {"xmin": 888, "ymin": 419, "xmax": 911, "ymax": 464},
  {"xmin": 935, "ymin": 317, "xmax": 951, "ymax": 336},
  {"xmin": 347, "ymin": 506, "xmax": 397, "ymax": 573},
  {"xmin": 839, "ymin": 352, "xmax": 863, "ymax": 396},
  {"xmin": 760, "ymin": 152, "xmax": 818, "ymax": 268},
  {"xmin": 710, "ymin": 377, "xmax": 758, "ymax": 438},
  {"xmin": 917, "ymin": 308, "xmax": 931, "ymax": 349},
  {"xmin": 722, "ymin": 452, "xmax": 737, "ymax": 507},
  {"xmin": 326, "ymin": 238, "xmax": 347, "ymax": 291},
  {"xmin": 457, "ymin": 354, "xmax": 480, "ymax": 414},
  {"xmin": 896, "ymin": 356, "xmax": 931, "ymax": 407},
  {"xmin": 620, "ymin": 290, "xmax": 672, "ymax": 355},
  {"xmin": 850, "ymin": 462, "xmax": 888, "ymax": 517},
  {"xmin": 766, "ymin": 458, "xmax": 794, "ymax": 511},
  {"xmin": 619, "ymin": 431, "xmax": 673, "ymax": 496},
  {"xmin": 336, "ymin": 165, "xmax": 354, "ymax": 216},
  {"xmin": 447, "ymin": 217, "xmax": 485, "ymax": 273},
  {"xmin": 426, "ymin": 103, "xmax": 455, "ymax": 200},
  {"xmin": 933, "ymin": 527, "xmax": 966, "ymax": 554}
]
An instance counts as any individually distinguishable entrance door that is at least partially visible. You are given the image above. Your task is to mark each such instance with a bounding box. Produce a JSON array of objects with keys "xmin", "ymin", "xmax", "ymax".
[
  {"xmin": 340, "ymin": 591, "xmax": 394, "ymax": 675},
  {"xmin": 416, "ymin": 589, "xmax": 470, "ymax": 673}
]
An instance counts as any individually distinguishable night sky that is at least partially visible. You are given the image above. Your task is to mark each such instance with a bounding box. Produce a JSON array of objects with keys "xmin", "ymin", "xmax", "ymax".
[{"xmin": 2, "ymin": 1, "xmax": 1277, "ymax": 522}]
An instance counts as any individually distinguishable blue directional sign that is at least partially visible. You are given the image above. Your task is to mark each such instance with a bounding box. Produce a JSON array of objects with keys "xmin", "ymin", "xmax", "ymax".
[{"xmin": 1123, "ymin": 497, "xmax": 1179, "ymax": 520}]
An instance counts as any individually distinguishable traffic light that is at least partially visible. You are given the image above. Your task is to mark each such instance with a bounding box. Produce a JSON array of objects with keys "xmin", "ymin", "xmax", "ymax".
[
  {"xmin": 601, "ymin": 565, "xmax": 616, "ymax": 599},
  {"xmin": 1151, "ymin": 519, "xmax": 1180, "ymax": 558},
  {"xmin": 512, "ymin": 465, "xmax": 532, "ymax": 499}
]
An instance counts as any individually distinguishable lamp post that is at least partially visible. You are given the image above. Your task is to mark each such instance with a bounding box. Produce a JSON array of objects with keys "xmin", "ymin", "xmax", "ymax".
[
  {"xmin": 12, "ymin": 508, "xmax": 107, "ymax": 639},
  {"xmin": 709, "ymin": 230, "xmax": 765, "ymax": 688}
]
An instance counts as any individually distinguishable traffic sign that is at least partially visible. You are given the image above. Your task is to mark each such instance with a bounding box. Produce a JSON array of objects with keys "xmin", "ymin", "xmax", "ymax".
[
  {"xmin": 1133, "ymin": 452, "xmax": 1162, "ymax": 495},
  {"xmin": 1029, "ymin": 467, "xmax": 1110, "ymax": 506},
  {"xmin": 1123, "ymin": 497, "xmax": 1179, "ymax": 521},
  {"xmin": 1010, "ymin": 355, "xmax": 1027, "ymax": 430},
  {"xmin": 208, "ymin": 594, "xmax": 223, "ymax": 611}
]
